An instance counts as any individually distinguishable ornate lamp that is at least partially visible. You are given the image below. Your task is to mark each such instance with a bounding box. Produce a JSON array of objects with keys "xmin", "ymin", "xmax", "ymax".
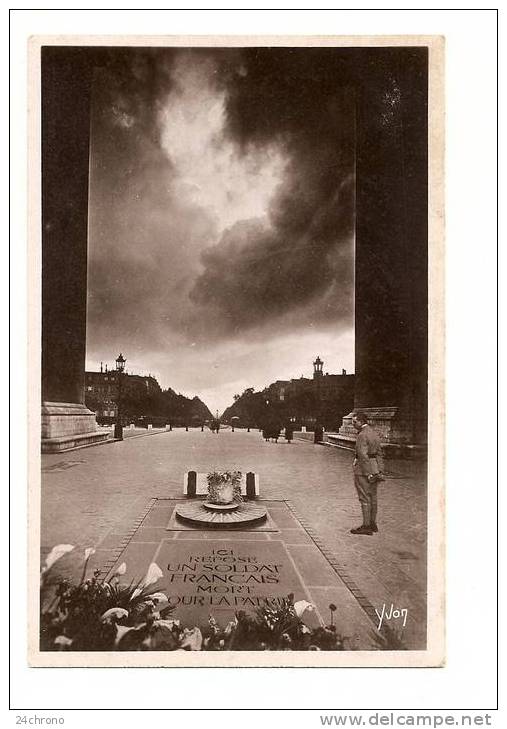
[
  {"xmin": 114, "ymin": 353, "xmax": 126, "ymax": 440},
  {"xmin": 115, "ymin": 353, "xmax": 126, "ymax": 373}
]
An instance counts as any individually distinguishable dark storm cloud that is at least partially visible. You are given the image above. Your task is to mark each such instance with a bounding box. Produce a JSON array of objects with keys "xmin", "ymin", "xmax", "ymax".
[
  {"xmin": 190, "ymin": 171, "xmax": 354, "ymax": 328},
  {"xmin": 87, "ymin": 48, "xmax": 355, "ymax": 382},
  {"xmin": 93, "ymin": 48, "xmax": 176, "ymax": 140},
  {"xmin": 87, "ymin": 49, "xmax": 220, "ymax": 353},
  {"xmin": 189, "ymin": 48, "xmax": 355, "ymax": 331}
]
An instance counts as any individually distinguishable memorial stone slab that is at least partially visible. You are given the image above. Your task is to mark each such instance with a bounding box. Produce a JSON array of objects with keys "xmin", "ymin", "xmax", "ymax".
[{"xmin": 154, "ymin": 538, "xmax": 310, "ymax": 626}]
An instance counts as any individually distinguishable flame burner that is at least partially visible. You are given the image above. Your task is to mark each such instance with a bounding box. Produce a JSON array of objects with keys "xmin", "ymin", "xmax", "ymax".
[{"xmin": 175, "ymin": 501, "xmax": 267, "ymax": 528}]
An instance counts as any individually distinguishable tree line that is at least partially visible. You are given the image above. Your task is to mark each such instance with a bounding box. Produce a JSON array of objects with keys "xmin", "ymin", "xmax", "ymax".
[
  {"xmin": 86, "ymin": 387, "xmax": 213, "ymax": 428},
  {"xmin": 221, "ymin": 386, "xmax": 350, "ymax": 431}
]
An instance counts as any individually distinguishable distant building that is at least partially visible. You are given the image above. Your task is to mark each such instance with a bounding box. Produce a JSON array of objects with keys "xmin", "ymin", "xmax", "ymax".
[
  {"xmin": 85, "ymin": 362, "xmax": 161, "ymax": 421},
  {"xmin": 263, "ymin": 357, "xmax": 354, "ymax": 430}
]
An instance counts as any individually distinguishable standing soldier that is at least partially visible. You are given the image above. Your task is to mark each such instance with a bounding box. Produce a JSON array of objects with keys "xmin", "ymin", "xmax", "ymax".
[{"xmin": 350, "ymin": 412, "xmax": 385, "ymax": 535}]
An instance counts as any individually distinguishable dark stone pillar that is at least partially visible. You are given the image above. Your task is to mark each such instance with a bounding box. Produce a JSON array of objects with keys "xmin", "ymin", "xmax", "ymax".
[
  {"xmin": 41, "ymin": 47, "xmax": 108, "ymax": 452},
  {"xmin": 339, "ymin": 48, "xmax": 428, "ymax": 456}
]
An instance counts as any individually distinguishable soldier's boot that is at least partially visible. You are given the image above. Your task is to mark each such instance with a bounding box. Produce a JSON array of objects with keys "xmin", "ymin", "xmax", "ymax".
[
  {"xmin": 350, "ymin": 504, "xmax": 373, "ymax": 535},
  {"xmin": 350, "ymin": 525, "xmax": 373, "ymax": 535}
]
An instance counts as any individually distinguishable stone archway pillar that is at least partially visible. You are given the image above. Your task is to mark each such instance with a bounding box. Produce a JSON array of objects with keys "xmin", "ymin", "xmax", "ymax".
[
  {"xmin": 338, "ymin": 48, "xmax": 428, "ymax": 457},
  {"xmin": 41, "ymin": 47, "xmax": 108, "ymax": 453}
]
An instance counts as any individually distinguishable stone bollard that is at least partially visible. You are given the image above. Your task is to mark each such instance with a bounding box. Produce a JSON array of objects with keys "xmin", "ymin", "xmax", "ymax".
[
  {"xmin": 301, "ymin": 426, "xmax": 306, "ymax": 432},
  {"xmin": 130, "ymin": 423, "xmax": 135, "ymax": 430},
  {"xmin": 165, "ymin": 424, "xmax": 170, "ymax": 431},
  {"xmin": 148, "ymin": 424, "xmax": 152, "ymax": 430}
]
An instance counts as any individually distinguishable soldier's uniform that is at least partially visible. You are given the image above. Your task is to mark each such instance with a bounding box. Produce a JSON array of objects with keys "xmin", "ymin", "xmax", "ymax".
[{"xmin": 353, "ymin": 424, "xmax": 385, "ymax": 530}]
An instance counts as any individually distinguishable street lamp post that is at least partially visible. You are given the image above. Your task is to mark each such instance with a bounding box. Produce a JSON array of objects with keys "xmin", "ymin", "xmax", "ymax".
[{"xmin": 114, "ymin": 353, "xmax": 126, "ymax": 440}]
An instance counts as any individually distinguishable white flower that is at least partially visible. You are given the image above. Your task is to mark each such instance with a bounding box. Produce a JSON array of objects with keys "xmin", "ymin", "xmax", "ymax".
[
  {"xmin": 155, "ymin": 618, "xmax": 180, "ymax": 630},
  {"xmin": 301, "ymin": 625, "xmax": 311, "ymax": 634},
  {"xmin": 143, "ymin": 562, "xmax": 163, "ymax": 587},
  {"xmin": 129, "ymin": 563, "xmax": 163, "ymax": 600},
  {"xmin": 84, "ymin": 548, "xmax": 96, "ymax": 561},
  {"xmin": 100, "ymin": 607, "xmax": 129, "ymax": 623},
  {"xmin": 115, "ymin": 562, "xmax": 127, "ymax": 576},
  {"xmin": 54, "ymin": 635, "xmax": 73, "ymax": 648},
  {"xmin": 42, "ymin": 544, "xmax": 74, "ymax": 573},
  {"xmin": 180, "ymin": 627, "xmax": 203, "ymax": 651},
  {"xmin": 294, "ymin": 600, "xmax": 315, "ymax": 619},
  {"xmin": 148, "ymin": 592, "xmax": 168, "ymax": 605},
  {"xmin": 224, "ymin": 618, "xmax": 238, "ymax": 635}
]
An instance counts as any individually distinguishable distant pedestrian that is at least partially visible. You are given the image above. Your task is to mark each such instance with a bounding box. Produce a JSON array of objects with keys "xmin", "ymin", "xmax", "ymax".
[
  {"xmin": 284, "ymin": 424, "xmax": 294, "ymax": 444},
  {"xmin": 314, "ymin": 424, "xmax": 324, "ymax": 444},
  {"xmin": 262, "ymin": 424, "xmax": 280, "ymax": 442},
  {"xmin": 349, "ymin": 412, "xmax": 385, "ymax": 535}
]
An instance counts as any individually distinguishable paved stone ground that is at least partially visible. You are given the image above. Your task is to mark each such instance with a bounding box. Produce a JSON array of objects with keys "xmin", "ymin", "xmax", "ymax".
[
  {"xmin": 40, "ymin": 429, "xmax": 427, "ymax": 648},
  {"xmin": 96, "ymin": 425, "xmax": 168, "ymax": 440}
]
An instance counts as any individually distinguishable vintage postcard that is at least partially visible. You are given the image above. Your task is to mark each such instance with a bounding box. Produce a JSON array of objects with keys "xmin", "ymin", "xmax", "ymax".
[{"xmin": 28, "ymin": 34, "xmax": 445, "ymax": 668}]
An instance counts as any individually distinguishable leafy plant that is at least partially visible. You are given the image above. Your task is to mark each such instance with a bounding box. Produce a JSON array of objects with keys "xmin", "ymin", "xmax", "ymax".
[
  {"xmin": 40, "ymin": 567, "xmax": 176, "ymax": 651},
  {"xmin": 40, "ymin": 543, "xmax": 396, "ymax": 652},
  {"xmin": 206, "ymin": 470, "xmax": 243, "ymax": 503},
  {"xmin": 40, "ymin": 554, "xmax": 347, "ymax": 651},
  {"xmin": 371, "ymin": 623, "xmax": 407, "ymax": 651}
]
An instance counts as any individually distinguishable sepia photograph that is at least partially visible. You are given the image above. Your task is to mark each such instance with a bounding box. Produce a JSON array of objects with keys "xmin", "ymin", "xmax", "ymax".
[{"xmin": 29, "ymin": 35, "xmax": 445, "ymax": 668}]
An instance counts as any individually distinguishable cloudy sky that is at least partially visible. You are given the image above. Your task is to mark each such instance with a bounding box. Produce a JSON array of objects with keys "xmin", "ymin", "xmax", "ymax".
[{"xmin": 86, "ymin": 47, "xmax": 355, "ymax": 414}]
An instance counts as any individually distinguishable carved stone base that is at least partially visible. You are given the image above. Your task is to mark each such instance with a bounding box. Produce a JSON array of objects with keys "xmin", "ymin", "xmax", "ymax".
[
  {"xmin": 41, "ymin": 402, "xmax": 110, "ymax": 453},
  {"xmin": 327, "ymin": 407, "xmax": 426, "ymax": 459},
  {"xmin": 175, "ymin": 501, "xmax": 267, "ymax": 528}
]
